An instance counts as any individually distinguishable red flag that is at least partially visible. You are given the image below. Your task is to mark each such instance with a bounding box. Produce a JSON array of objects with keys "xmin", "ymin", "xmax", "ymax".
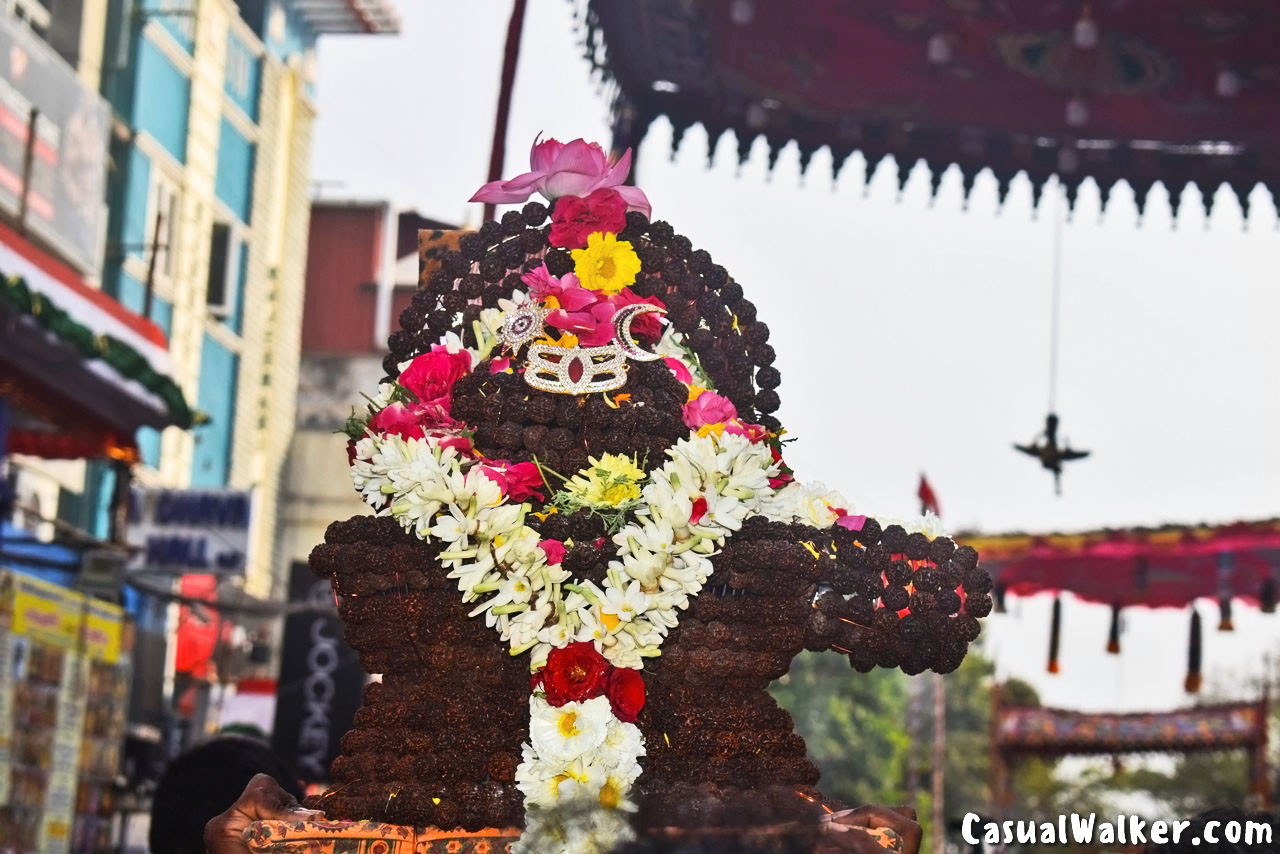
[{"xmin": 917, "ymin": 474, "xmax": 940, "ymax": 517}]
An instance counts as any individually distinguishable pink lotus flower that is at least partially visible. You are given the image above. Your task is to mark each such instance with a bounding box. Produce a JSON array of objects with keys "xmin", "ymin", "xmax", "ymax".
[
  {"xmin": 682, "ymin": 389, "xmax": 738, "ymax": 430},
  {"xmin": 474, "ymin": 460, "xmax": 545, "ymax": 502},
  {"xmin": 470, "ymin": 137, "xmax": 651, "ymax": 217},
  {"xmin": 549, "ymin": 188, "xmax": 628, "ymax": 249},
  {"xmin": 538, "ymin": 539, "xmax": 566, "ymax": 565}
]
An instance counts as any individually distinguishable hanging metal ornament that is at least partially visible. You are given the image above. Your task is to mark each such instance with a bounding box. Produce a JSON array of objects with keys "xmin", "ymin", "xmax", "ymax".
[{"xmin": 1015, "ymin": 179, "xmax": 1090, "ymax": 495}]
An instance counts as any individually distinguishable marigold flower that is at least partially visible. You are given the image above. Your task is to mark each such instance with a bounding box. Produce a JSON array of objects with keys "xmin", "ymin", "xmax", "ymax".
[{"xmin": 571, "ymin": 232, "xmax": 641, "ymax": 295}]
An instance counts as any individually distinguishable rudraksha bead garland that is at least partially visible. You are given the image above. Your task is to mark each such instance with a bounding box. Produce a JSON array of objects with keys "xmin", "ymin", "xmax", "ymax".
[{"xmin": 387, "ymin": 203, "xmax": 783, "ymax": 432}]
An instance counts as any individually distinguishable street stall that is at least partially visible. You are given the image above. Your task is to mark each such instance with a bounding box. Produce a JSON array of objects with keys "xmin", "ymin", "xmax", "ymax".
[{"xmin": 0, "ymin": 571, "xmax": 130, "ymax": 854}]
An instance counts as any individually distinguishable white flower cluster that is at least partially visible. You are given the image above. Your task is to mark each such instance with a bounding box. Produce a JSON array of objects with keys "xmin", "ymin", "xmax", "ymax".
[
  {"xmin": 514, "ymin": 695, "xmax": 643, "ymax": 853},
  {"xmin": 348, "ymin": 429, "xmax": 783, "ymax": 671}
]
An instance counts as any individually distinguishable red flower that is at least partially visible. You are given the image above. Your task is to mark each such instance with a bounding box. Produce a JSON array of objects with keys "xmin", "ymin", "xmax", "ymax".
[
  {"xmin": 369, "ymin": 400, "xmax": 459, "ymax": 441},
  {"xmin": 606, "ymin": 667, "xmax": 646, "ymax": 723},
  {"xmin": 398, "ymin": 347, "xmax": 472, "ymax": 410},
  {"xmin": 538, "ymin": 539, "xmax": 566, "ymax": 565},
  {"xmin": 540, "ymin": 642, "xmax": 611, "ymax": 706},
  {"xmin": 473, "ymin": 460, "xmax": 545, "ymax": 502},
  {"xmin": 549, "ymin": 188, "xmax": 628, "ymax": 249},
  {"xmin": 369, "ymin": 402, "xmax": 427, "ymax": 440},
  {"xmin": 612, "ymin": 287, "xmax": 666, "ymax": 341},
  {"xmin": 690, "ymin": 497, "xmax": 708, "ymax": 525}
]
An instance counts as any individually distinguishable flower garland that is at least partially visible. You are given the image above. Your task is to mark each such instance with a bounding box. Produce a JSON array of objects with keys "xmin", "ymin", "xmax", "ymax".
[{"xmin": 348, "ymin": 137, "xmax": 946, "ymax": 853}]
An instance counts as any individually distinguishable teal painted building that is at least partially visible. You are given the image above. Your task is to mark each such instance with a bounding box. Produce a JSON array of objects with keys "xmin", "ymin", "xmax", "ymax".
[{"xmin": 94, "ymin": 0, "xmax": 398, "ymax": 596}]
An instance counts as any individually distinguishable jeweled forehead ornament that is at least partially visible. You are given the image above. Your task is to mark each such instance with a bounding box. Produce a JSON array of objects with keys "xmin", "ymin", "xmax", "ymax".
[{"xmin": 516, "ymin": 303, "xmax": 666, "ymax": 395}]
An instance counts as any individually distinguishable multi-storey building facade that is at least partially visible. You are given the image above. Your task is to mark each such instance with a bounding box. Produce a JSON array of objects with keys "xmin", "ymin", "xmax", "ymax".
[{"xmin": 97, "ymin": 0, "xmax": 399, "ymax": 598}]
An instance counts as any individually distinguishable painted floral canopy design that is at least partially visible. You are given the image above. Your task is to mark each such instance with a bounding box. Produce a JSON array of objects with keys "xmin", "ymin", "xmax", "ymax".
[{"xmin": 583, "ymin": 0, "xmax": 1280, "ymax": 218}]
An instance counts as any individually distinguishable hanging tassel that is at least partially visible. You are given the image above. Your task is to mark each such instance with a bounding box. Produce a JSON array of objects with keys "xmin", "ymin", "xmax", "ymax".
[
  {"xmin": 1218, "ymin": 596, "xmax": 1234, "ymax": 632},
  {"xmin": 1184, "ymin": 609, "xmax": 1202, "ymax": 694},
  {"xmin": 994, "ymin": 582, "xmax": 1007, "ymax": 613},
  {"xmin": 1106, "ymin": 602, "xmax": 1121, "ymax": 654},
  {"xmin": 1262, "ymin": 577, "xmax": 1278, "ymax": 614},
  {"xmin": 1047, "ymin": 596, "xmax": 1062, "ymax": 674}
]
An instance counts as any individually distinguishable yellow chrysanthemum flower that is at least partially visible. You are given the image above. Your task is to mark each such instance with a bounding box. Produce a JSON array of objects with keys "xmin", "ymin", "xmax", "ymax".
[
  {"xmin": 564, "ymin": 453, "xmax": 646, "ymax": 508},
  {"xmin": 571, "ymin": 232, "xmax": 641, "ymax": 295}
]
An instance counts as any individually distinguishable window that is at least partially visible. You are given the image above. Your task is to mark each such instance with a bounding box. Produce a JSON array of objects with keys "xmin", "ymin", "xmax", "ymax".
[
  {"xmin": 206, "ymin": 220, "xmax": 235, "ymax": 318},
  {"xmin": 7, "ymin": 0, "xmax": 51, "ymax": 37},
  {"xmin": 147, "ymin": 172, "xmax": 180, "ymax": 286},
  {"xmin": 226, "ymin": 38, "xmax": 250, "ymax": 100}
]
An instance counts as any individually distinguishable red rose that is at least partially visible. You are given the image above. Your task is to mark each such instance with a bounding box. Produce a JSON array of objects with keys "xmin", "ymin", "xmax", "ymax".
[
  {"xmin": 549, "ymin": 188, "xmax": 628, "ymax": 249},
  {"xmin": 606, "ymin": 667, "xmax": 645, "ymax": 723},
  {"xmin": 398, "ymin": 347, "xmax": 472, "ymax": 409},
  {"xmin": 540, "ymin": 642, "xmax": 611, "ymax": 706}
]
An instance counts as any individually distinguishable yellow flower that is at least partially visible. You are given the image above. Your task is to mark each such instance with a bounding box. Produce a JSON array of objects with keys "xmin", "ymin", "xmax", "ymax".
[
  {"xmin": 571, "ymin": 232, "xmax": 641, "ymax": 295},
  {"xmin": 564, "ymin": 453, "xmax": 646, "ymax": 508},
  {"xmin": 539, "ymin": 331, "xmax": 579, "ymax": 349}
]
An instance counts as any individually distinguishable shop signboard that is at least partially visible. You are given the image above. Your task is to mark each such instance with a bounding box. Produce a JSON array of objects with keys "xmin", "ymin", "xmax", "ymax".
[
  {"xmin": 0, "ymin": 13, "xmax": 109, "ymax": 273},
  {"xmin": 127, "ymin": 488, "xmax": 254, "ymax": 575},
  {"xmin": 271, "ymin": 561, "xmax": 364, "ymax": 783}
]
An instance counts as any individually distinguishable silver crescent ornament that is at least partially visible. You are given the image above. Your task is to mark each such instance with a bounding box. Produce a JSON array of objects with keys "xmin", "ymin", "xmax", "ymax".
[{"xmin": 611, "ymin": 303, "xmax": 666, "ymax": 362}]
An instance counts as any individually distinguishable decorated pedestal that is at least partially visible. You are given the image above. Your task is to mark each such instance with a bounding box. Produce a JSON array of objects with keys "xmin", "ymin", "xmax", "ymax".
[{"xmin": 244, "ymin": 819, "xmax": 520, "ymax": 853}]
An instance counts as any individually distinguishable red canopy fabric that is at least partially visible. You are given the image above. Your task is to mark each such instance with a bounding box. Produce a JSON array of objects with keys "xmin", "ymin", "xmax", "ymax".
[
  {"xmin": 959, "ymin": 520, "xmax": 1280, "ymax": 608},
  {"xmin": 584, "ymin": 0, "xmax": 1280, "ymax": 217}
]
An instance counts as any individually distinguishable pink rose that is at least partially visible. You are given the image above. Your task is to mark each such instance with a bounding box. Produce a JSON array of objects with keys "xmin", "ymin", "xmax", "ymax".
[
  {"xmin": 470, "ymin": 137, "xmax": 651, "ymax": 217},
  {"xmin": 398, "ymin": 347, "xmax": 472, "ymax": 409},
  {"xmin": 538, "ymin": 539, "xmax": 566, "ymax": 565},
  {"xmin": 682, "ymin": 390, "xmax": 738, "ymax": 430},
  {"xmin": 549, "ymin": 189, "xmax": 628, "ymax": 249}
]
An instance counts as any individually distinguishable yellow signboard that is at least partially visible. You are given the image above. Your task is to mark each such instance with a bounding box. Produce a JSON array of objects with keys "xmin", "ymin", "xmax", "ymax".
[
  {"xmin": 10, "ymin": 572, "xmax": 83, "ymax": 648},
  {"xmin": 82, "ymin": 598, "xmax": 123, "ymax": 663}
]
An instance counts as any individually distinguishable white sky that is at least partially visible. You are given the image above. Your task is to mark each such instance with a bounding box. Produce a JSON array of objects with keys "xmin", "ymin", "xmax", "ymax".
[{"xmin": 311, "ymin": 4, "xmax": 1280, "ymax": 713}]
